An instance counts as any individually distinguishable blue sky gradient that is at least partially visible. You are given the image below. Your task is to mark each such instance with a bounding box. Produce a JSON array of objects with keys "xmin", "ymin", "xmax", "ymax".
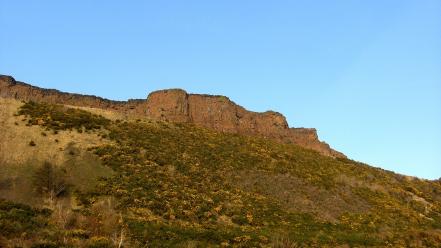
[{"xmin": 1, "ymin": 1, "xmax": 440, "ymax": 179}]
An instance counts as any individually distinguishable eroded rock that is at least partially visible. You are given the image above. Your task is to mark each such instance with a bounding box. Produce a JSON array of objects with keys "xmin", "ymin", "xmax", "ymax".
[{"xmin": 0, "ymin": 75, "xmax": 345, "ymax": 158}]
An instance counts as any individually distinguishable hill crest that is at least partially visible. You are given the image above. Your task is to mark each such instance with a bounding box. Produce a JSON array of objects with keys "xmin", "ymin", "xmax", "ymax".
[{"xmin": 0, "ymin": 75, "xmax": 344, "ymax": 158}]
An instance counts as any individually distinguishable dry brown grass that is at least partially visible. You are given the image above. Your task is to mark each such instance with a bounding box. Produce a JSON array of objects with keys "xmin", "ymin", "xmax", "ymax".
[
  {"xmin": 0, "ymin": 98, "xmax": 108, "ymax": 166},
  {"xmin": 65, "ymin": 104, "xmax": 129, "ymax": 121},
  {"xmin": 0, "ymin": 97, "xmax": 113, "ymax": 206}
]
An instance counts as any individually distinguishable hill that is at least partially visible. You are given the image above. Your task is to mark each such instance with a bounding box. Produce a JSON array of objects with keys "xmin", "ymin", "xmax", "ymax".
[
  {"xmin": 0, "ymin": 80, "xmax": 441, "ymax": 247},
  {"xmin": 0, "ymin": 75, "xmax": 343, "ymax": 158}
]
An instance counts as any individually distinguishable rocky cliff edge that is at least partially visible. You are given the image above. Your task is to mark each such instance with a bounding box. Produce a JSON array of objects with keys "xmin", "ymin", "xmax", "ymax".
[{"xmin": 0, "ymin": 75, "xmax": 345, "ymax": 158}]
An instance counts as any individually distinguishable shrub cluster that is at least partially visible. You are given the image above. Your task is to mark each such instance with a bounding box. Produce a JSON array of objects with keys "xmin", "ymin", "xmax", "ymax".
[
  {"xmin": 33, "ymin": 161, "xmax": 67, "ymax": 198},
  {"xmin": 0, "ymin": 199, "xmax": 51, "ymax": 239},
  {"xmin": 4, "ymin": 101, "xmax": 441, "ymax": 247},
  {"xmin": 18, "ymin": 101, "xmax": 110, "ymax": 132}
]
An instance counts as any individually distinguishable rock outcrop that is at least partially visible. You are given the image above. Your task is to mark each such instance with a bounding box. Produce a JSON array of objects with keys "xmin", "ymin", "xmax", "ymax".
[{"xmin": 0, "ymin": 75, "xmax": 345, "ymax": 158}]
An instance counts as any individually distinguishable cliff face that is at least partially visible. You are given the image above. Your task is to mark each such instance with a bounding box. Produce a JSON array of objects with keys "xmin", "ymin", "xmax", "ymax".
[{"xmin": 0, "ymin": 75, "xmax": 345, "ymax": 158}]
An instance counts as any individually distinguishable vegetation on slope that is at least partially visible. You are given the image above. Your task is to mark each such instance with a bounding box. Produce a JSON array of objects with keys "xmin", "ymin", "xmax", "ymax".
[
  {"xmin": 18, "ymin": 101, "xmax": 110, "ymax": 132},
  {"xmin": 1, "ymin": 101, "xmax": 441, "ymax": 247}
]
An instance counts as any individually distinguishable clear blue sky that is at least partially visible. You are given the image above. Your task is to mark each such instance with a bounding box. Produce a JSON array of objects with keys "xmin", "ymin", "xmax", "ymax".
[{"xmin": 1, "ymin": 1, "xmax": 440, "ymax": 179}]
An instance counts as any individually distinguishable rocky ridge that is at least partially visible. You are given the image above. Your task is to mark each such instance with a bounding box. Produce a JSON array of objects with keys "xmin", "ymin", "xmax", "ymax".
[{"xmin": 0, "ymin": 75, "xmax": 345, "ymax": 158}]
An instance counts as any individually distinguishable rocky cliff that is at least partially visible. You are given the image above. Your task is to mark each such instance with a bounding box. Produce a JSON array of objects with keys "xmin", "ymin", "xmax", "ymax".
[{"xmin": 0, "ymin": 75, "xmax": 345, "ymax": 158}]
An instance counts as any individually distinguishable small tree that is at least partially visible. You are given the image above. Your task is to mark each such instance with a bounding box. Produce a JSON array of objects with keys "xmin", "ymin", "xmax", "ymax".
[{"xmin": 33, "ymin": 162, "xmax": 67, "ymax": 201}]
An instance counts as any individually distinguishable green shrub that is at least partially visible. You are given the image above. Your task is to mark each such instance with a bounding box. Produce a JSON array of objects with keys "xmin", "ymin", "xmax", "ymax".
[
  {"xmin": 11, "ymin": 101, "xmax": 441, "ymax": 246},
  {"xmin": 18, "ymin": 101, "xmax": 110, "ymax": 132},
  {"xmin": 30, "ymin": 242, "xmax": 58, "ymax": 248},
  {"xmin": 87, "ymin": 236, "xmax": 113, "ymax": 248},
  {"xmin": 32, "ymin": 161, "xmax": 67, "ymax": 198},
  {"xmin": 0, "ymin": 199, "xmax": 51, "ymax": 239}
]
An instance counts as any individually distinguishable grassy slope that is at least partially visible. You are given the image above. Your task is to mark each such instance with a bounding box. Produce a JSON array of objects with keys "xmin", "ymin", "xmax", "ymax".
[
  {"xmin": 1, "ymin": 100, "xmax": 441, "ymax": 247},
  {"xmin": 0, "ymin": 98, "xmax": 113, "ymax": 206}
]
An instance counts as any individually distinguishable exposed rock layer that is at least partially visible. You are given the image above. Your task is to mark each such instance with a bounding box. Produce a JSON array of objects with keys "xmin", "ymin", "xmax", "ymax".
[{"xmin": 0, "ymin": 75, "xmax": 345, "ymax": 158}]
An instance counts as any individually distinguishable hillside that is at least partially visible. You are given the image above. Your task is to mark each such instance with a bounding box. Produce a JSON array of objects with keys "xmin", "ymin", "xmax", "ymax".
[
  {"xmin": 1, "ymin": 96, "xmax": 441, "ymax": 246},
  {"xmin": 0, "ymin": 75, "xmax": 343, "ymax": 158}
]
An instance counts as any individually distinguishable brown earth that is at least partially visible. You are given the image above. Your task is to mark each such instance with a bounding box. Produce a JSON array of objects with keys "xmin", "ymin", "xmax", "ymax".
[{"xmin": 0, "ymin": 75, "xmax": 345, "ymax": 158}]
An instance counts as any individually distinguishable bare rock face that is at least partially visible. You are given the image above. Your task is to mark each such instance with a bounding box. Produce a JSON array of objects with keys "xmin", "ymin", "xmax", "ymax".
[
  {"xmin": 143, "ymin": 89, "xmax": 345, "ymax": 157},
  {"xmin": 0, "ymin": 75, "xmax": 345, "ymax": 158},
  {"xmin": 145, "ymin": 89, "xmax": 189, "ymax": 122},
  {"xmin": 189, "ymin": 95, "xmax": 246, "ymax": 132},
  {"xmin": 0, "ymin": 75, "xmax": 126, "ymax": 110}
]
